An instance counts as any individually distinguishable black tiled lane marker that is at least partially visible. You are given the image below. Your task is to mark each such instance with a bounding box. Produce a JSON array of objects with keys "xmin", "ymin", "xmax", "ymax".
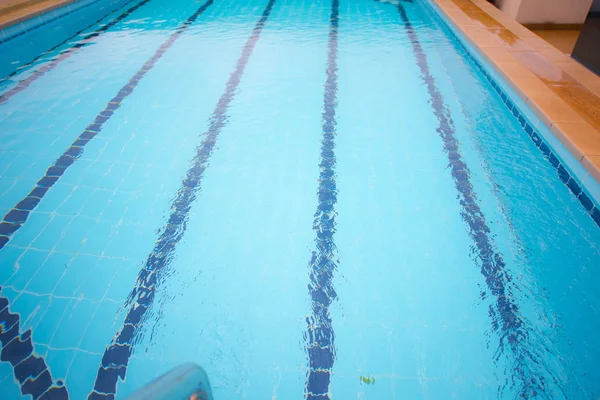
[
  {"xmin": 304, "ymin": 0, "xmax": 339, "ymax": 399},
  {"xmin": 0, "ymin": 294, "xmax": 69, "ymax": 399},
  {"xmin": 396, "ymin": 2, "xmax": 552, "ymax": 397},
  {"xmin": 0, "ymin": 0, "xmax": 152, "ymax": 105},
  {"xmin": 0, "ymin": 0, "xmax": 216, "ymax": 251},
  {"xmin": 0, "ymin": 0, "xmax": 217, "ymax": 395},
  {"xmin": 87, "ymin": 0, "xmax": 277, "ymax": 398}
]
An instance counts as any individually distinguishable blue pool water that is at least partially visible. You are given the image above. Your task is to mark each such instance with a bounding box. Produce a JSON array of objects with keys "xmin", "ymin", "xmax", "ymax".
[{"xmin": 1, "ymin": 0, "xmax": 600, "ymax": 398}]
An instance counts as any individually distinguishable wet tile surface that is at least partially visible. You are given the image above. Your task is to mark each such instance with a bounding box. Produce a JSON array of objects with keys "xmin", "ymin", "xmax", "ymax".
[{"xmin": 438, "ymin": 0, "xmax": 600, "ymax": 180}]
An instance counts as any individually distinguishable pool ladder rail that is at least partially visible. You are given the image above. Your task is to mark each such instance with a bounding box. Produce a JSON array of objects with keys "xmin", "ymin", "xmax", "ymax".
[{"xmin": 126, "ymin": 363, "xmax": 214, "ymax": 400}]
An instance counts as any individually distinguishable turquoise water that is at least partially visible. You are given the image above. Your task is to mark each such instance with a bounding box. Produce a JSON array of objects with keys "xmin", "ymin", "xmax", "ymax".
[{"xmin": 0, "ymin": 0, "xmax": 600, "ymax": 398}]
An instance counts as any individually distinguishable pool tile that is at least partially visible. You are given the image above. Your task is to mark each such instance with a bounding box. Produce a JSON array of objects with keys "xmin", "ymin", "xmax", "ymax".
[
  {"xmin": 74, "ymin": 258, "xmax": 119, "ymax": 300},
  {"xmin": 31, "ymin": 296, "xmax": 71, "ymax": 346},
  {"xmin": 45, "ymin": 348, "xmax": 77, "ymax": 382},
  {"xmin": 550, "ymin": 121, "xmax": 600, "ymax": 161},
  {"xmin": 0, "ymin": 372, "xmax": 25, "ymax": 400},
  {"xmin": 21, "ymin": 369, "xmax": 52, "ymax": 398},
  {"xmin": 31, "ymin": 215, "xmax": 72, "ymax": 251},
  {"xmin": 79, "ymin": 299, "xmax": 123, "ymax": 353},
  {"xmin": 99, "ymin": 162, "xmax": 131, "ymax": 189},
  {"xmin": 26, "ymin": 251, "xmax": 73, "ymax": 294},
  {"xmin": 79, "ymin": 189, "xmax": 113, "ymax": 218},
  {"xmin": 102, "ymin": 223, "xmax": 149, "ymax": 258},
  {"xmin": 79, "ymin": 220, "xmax": 116, "ymax": 255},
  {"xmin": 104, "ymin": 259, "xmax": 138, "ymax": 302},
  {"xmin": 0, "ymin": 221, "xmax": 19, "ymax": 235},
  {"xmin": 583, "ymin": 156, "xmax": 600, "ymax": 184},
  {"xmin": 55, "ymin": 186, "xmax": 94, "ymax": 216},
  {"xmin": 0, "ymin": 246, "xmax": 25, "ymax": 283},
  {"xmin": 4, "ymin": 209, "xmax": 29, "ymax": 224},
  {"xmin": 65, "ymin": 351, "xmax": 102, "ymax": 400},
  {"xmin": 97, "ymin": 196, "xmax": 129, "ymax": 225},
  {"xmin": 10, "ymin": 292, "xmax": 52, "ymax": 332},
  {"xmin": 34, "ymin": 184, "xmax": 74, "ymax": 214},
  {"xmin": 4, "ymin": 249, "xmax": 48, "ymax": 291},
  {"xmin": 54, "ymin": 217, "xmax": 93, "ymax": 253},
  {"xmin": 52, "ymin": 254, "xmax": 99, "ymax": 298},
  {"xmin": 50, "ymin": 299, "xmax": 98, "ymax": 349},
  {"xmin": 2, "ymin": 153, "xmax": 36, "ymax": 178},
  {"xmin": 15, "ymin": 197, "xmax": 42, "ymax": 211},
  {"xmin": 13, "ymin": 353, "xmax": 47, "ymax": 382}
]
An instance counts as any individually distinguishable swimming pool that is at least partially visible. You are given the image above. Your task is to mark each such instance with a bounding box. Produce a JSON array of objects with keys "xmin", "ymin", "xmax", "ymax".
[{"xmin": 1, "ymin": 0, "xmax": 600, "ymax": 397}]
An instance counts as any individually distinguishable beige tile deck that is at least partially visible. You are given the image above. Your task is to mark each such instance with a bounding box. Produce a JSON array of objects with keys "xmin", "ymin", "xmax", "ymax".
[
  {"xmin": 433, "ymin": 0, "xmax": 600, "ymax": 182},
  {"xmin": 0, "ymin": 0, "xmax": 76, "ymax": 30},
  {"xmin": 531, "ymin": 30, "xmax": 581, "ymax": 55}
]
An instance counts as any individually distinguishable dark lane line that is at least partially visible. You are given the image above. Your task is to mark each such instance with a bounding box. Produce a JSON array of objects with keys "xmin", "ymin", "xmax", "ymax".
[
  {"xmin": 0, "ymin": 0, "xmax": 216, "ymax": 397},
  {"xmin": 0, "ymin": 0, "xmax": 152, "ymax": 105},
  {"xmin": 0, "ymin": 0, "xmax": 214, "ymax": 251},
  {"xmin": 396, "ymin": 2, "xmax": 549, "ymax": 397},
  {"xmin": 304, "ymin": 0, "xmax": 339, "ymax": 398},
  {"xmin": 0, "ymin": 294, "xmax": 69, "ymax": 399},
  {"xmin": 86, "ymin": 0, "xmax": 276, "ymax": 398}
]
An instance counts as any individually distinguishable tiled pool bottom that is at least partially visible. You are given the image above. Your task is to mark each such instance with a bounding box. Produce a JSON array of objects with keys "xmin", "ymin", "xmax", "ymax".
[{"xmin": 2, "ymin": 0, "xmax": 600, "ymax": 398}]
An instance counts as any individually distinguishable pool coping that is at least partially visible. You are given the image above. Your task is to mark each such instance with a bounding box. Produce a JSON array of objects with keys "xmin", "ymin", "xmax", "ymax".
[
  {"xmin": 0, "ymin": 0, "xmax": 79, "ymax": 31},
  {"xmin": 428, "ymin": 0, "xmax": 600, "ymax": 187}
]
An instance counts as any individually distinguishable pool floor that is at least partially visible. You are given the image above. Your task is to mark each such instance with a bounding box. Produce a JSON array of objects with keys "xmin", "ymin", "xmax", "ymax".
[{"xmin": 1, "ymin": 0, "xmax": 600, "ymax": 398}]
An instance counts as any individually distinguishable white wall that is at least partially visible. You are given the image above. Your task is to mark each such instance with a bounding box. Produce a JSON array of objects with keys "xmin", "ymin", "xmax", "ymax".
[
  {"xmin": 495, "ymin": 0, "xmax": 521, "ymax": 19},
  {"xmin": 498, "ymin": 0, "xmax": 593, "ymax": 24}
]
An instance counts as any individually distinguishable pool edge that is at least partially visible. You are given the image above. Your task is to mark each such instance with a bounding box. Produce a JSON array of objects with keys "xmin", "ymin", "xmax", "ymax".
[
  {"xmin": 0, "ymin": 0, "xmax": 106, "ymax": 37},
  {"xmin": 423, "ymin": 0, "xmax": 600, "ymax": 203}
]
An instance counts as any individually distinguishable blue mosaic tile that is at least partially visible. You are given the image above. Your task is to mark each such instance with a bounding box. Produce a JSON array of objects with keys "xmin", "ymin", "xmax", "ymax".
[
  {"xmin": 30, "ymin": 297, "xmax": 71, "ymax": 345},
  {"xmin": 566, "ymin": 178, "xmax": 583, "ymax": 196},
  {"xmin": 79, "ymin": 190, "xmax": 113, "ymax": 218},
  {"xmin": 557, "ymin": 164, "xmax": 570, "ymax": 184},
  {"xmin": 29, "ymin": 186, "xmax": 50, "ymax": 199},
  {"xmin": 26, "ymin": 251, "xmax": 73, "ymax": 294},
  {"xmin": 66, "ymin": 351, "xmax": 102, "ymax": 400},
  {"xmin": 102, "ymin": 224, "xmax": 145, "ymax": 258},
  {"xmin": 4, "ymin": 209, "xmax": 29, "ymax": 224},
  {"xmin": 0, "ymin": 246, "xmax": 24, "ymax": 283},
  {"xmin": 54, "ymin": 218, "xmax": 93, "ymax": 253},
  {"xmin": 34, "ymin": 184, "xmax": 74, "ymax": 214},
  {"xmin": 79, "ymin": 300, "xmax": 123, "ymax": 352},
  {"xmin": 52, "ymin": 254, "xmax": 99, "ymax": 298},
  {"xmin": 103, "ymin": 260, "xmax": 137, "ymax": 302},
  {"xmin": 45, "ymin": 348, "xmax": 76, "ymax": 381},
  {"xmin": 79, "ymin": 220, "xmax": 115, "ymax": 254},
  {"xmin": 55, "ymin": 187, "xmax": 94, "ymax": 216},
  {"xmin": 10, "ymin": 292, "xmax": 52, "ymax": 331},
  {"xmin": 74, "ymin": 258, "xmax": 119, "ymax": 301},
  {"xmin": 4, "ymin": 249, "xmax": 48, "ymax": 291},
  {"xmin": 579, "ymin": 192, "xmax": 594, "ymax": 212},
  {"xmin": 592, "ymin": 207, "xmax": 600, "ymax": 226},
  {"xmin": 50, "ymin": 299, "xmax": 97, "ymax": 349},
  {"xmin": 31, "ymin": 215, "xmax": 72, "ymax": 252},
  {"xmin": 15, "ymin": 197, "xmax": 41, "ymax": 211}
]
